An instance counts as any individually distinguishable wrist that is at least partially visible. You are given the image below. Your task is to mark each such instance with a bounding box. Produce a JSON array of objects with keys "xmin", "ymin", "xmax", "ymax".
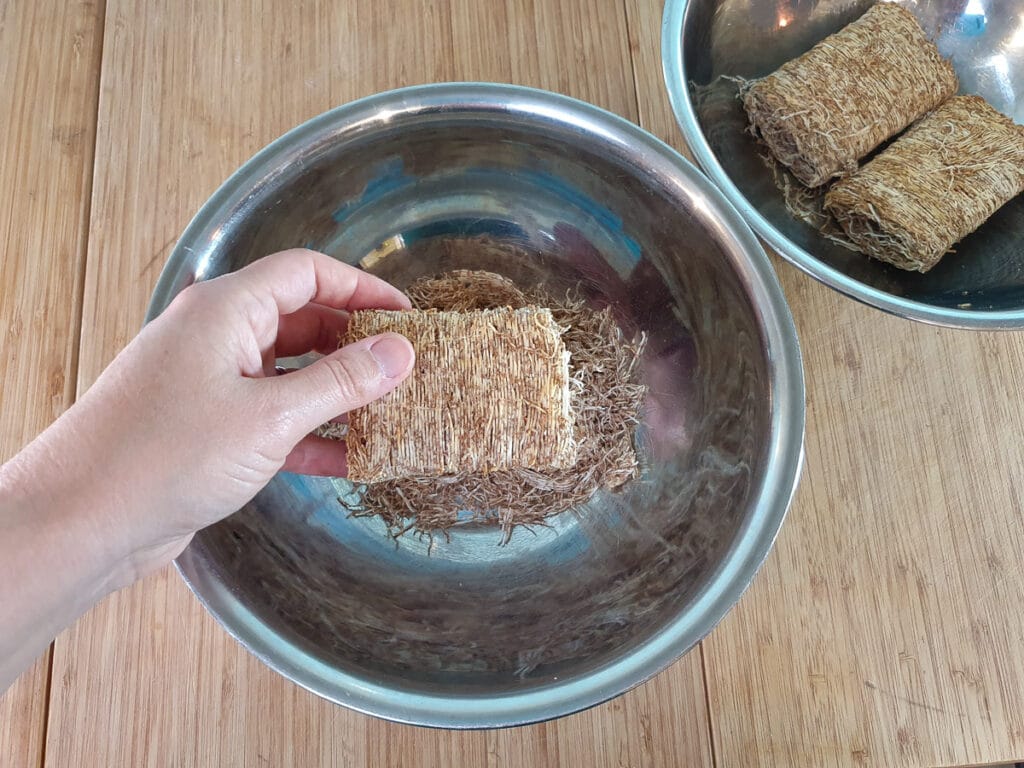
[
  {"xmin": 0, "ymin": 442, "xmax": 128, "ymax": 599},
  {"xmin": 0, "ymin": 403, "xmax": 163, "ymax": 596},
  {"xmin": 0, "ymin": 422, "xmax": 145, "ymax": 691}
]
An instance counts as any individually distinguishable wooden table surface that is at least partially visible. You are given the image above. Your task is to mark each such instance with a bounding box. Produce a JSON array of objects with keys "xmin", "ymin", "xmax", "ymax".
[{"xmin": 3, "ymin": 0, "xmax": 1024, "ymax": 765}]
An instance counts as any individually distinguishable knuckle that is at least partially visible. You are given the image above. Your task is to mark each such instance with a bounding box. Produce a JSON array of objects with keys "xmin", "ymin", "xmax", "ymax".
[
  {"xmin": 259, "ymin": 388, "xmax": 292, "ymax": 427},
  {"xmin": 260, "ymin": 393, "xmax": 304, "ymax": 445},
  {"xmin": 321, "ymin": 352, "xmax": 379, "ymax": 405},
  {"xmin": 168, "ymin": 280, "xmax": 220, "ymax": 319},
  {"xmin": 169, "ymin": 282, "xmax": 203, "ymax": 311}
]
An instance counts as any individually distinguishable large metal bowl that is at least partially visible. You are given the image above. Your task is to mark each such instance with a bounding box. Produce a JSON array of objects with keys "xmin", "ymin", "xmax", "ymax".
[
  {"xmin": 149, "ymin": 83, "xmax": 804, "ymax": 727},
  {"xmin": 664, "ymin": 0, "xmax": 1024, "ymax": 327}
]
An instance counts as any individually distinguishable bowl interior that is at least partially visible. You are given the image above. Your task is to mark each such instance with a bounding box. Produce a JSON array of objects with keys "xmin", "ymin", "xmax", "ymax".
[
  {"xmin": 677, "ymin": 0, "xmax": 1024, "ymax": 314},
  {"xmin": 154, "ymin": 90, "xmax": 793, "ymax": 724}
]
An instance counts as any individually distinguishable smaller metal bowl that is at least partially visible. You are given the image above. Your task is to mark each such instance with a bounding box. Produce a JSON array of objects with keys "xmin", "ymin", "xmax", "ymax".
[
  {"xmin": 150, "ymin": 83, "xmax": 804, "ymax": 727},
  {"xmin": 664, "ymin": 0, "xmax": 1024, "ymax": 328}
]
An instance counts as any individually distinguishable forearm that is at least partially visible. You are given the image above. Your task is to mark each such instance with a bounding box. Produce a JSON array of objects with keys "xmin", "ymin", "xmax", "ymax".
[{"xmin": 0, "ymin": 417, "xmax": 133, "ymax": 693}]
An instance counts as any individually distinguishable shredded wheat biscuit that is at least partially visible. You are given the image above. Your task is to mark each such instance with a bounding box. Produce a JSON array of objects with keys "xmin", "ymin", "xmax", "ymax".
[
  {"xmin": 742, "ymin": 3, "xmax": 957, "ymax": 187},
  {"xmin": 344, "ymin": 307, "xmax": 576, "ymax": 482},
  {"xmin": 825, "ymin": 95, "xmax": 1024, "ymax": 272}
]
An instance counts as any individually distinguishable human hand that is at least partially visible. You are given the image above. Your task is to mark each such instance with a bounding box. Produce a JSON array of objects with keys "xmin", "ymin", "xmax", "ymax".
[{"xmin": 12, "ymin": 249, "xmax": 415, "ymax": 581}]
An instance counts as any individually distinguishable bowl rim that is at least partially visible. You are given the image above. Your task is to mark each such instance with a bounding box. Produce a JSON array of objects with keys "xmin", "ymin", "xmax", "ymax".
[
  {"xmin": 153, "ymin": 81, "xmax": 806, "ymax": 729},
  {"xmin": 662, "ymin": 0, "xmax": 1024, "ymax": 330}
]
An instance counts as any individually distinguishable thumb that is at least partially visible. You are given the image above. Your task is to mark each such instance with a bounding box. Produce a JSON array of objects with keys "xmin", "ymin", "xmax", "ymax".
[{"xmin": 272, "ymin": 333, "xmax": 415, "ymax": 437}]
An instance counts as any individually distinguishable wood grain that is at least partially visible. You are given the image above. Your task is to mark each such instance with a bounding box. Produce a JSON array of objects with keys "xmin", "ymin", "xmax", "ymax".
[
  {"xmin": 0, "ymin": 0, "xmax": 105, "ymax": 764},
  {"xmin": 623, "ymin": 0, "xmax": 690, "ymax": 160},
  {"xmin": 43, "ymin": 0, "xmax": 712, "ymax": 766},
  {"xmin": 448, "ymin": 0, "xmax": 638, "ymax": 119},
  {"xmin": 706, "ymin": 278, "xmax": 1024, "ymax": 768},
  {"xmin": 628, "ymin": 0, "xmax": 1024, "ymax": 764}
]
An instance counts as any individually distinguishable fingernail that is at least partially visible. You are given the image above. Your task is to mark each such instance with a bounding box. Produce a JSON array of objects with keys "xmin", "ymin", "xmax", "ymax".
[{"xmin": 369, "ymin": 334, "xmax": 414, "ymax": 379}]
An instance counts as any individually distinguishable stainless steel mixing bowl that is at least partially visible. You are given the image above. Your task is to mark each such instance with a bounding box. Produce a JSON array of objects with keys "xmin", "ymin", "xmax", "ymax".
[
  {"xmin": 664, "ymin": 0, "xmax": 1024, "ymax": 327},
  {"xmin": 149, "ymin": 83, "xmax": 804, "ymax": 727}
]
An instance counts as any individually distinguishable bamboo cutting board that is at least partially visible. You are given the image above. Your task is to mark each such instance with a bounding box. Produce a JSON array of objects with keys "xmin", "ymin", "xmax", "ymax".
[
  {"xmin": 2, "ymin": 0, "xmax": 1024, "ymax": 765},
  {"xmin": 0, "ymin": 0, "xmax": 103, "ymax": 764}
]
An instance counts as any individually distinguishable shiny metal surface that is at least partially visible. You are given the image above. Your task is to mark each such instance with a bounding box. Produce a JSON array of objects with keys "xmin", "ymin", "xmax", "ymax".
[
  {"xmin": 664, "ymin": 0, "xmax": 1024, "ymax": 327},
  {"xmin": 149, "ymin": 83, "xmax": 805, "ymax": 727}
]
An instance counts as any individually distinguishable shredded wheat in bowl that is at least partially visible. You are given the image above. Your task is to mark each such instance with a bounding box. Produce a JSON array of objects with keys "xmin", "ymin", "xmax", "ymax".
[{"xmin": 326, "ymin": 268, "xmax": 647, "ymax": 542}]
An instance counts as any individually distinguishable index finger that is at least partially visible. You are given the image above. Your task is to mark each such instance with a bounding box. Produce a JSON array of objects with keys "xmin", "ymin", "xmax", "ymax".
[{"xmin": 231, "ymin": 248, "xmax": 411, "ymax": 315}]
